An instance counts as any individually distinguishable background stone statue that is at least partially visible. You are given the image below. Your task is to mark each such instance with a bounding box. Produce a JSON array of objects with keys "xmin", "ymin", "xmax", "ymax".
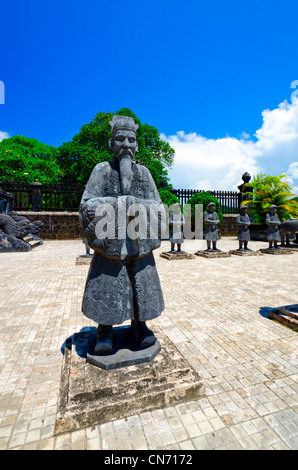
[
  {"xmin": 79, "ymin": 115, "xmax": 165, "ymax": 354},
  {"xmin": 236, "ymin": 205, "xmax": 251, "ymax": 251},
  {"xmin": 266, "ymin": 204, "xmax": 281, "ymax": 249},
  {"xmin": 204, "ymin": 202, "xmax": 220, "ymax": 251},
  {"xmin": 169, "ymin": 203, "xmax": 184, "ymax": 253},
  {"xmin": 0, "ymin": 188, "xmax": 43, "ymax": 251}
]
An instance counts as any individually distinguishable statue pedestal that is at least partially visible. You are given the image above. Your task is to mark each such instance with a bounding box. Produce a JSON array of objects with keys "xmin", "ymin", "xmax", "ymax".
[
  {"xmin": 55, "ymin": 326, "xmax": 205, "ymax": 435},
  {"xmin": 280, "ymin": 244, "xmax": 298, "ymax": 251},
  {"xmin": 229, "ymin": 249, "xmax": 262, "ymax": 256},
  {"xmin": 195, "ymin": 250, "xmax": 231, "ymax": 258},
  {"xmin": 259, "ymin": 248, "xmax": 294, "ymax": 255},
  {"xmin": 86, "ymin": 326, "xmax": 161, "ymax": 370},
  {"xmin": 75, "ymin": 254, "xmax": 93, "ymax": 265},
  {"xmin": 160, "ymin": 251, "xmax": 195, "ymax": 260},
  {"xmin": 269, "ymin": 305, "xmax": 298, "ymax": 329}
]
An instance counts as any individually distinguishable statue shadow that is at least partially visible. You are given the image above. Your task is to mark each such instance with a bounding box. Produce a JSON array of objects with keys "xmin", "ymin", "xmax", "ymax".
[
  {"xmin": 61, "ymin": 325, "xmax": 144, "ymax": 359},
  {"xmin": 61, "ymin": 327, "xmax": 97, "ymax": 359},
  {"xmin": 259, "ymin": 304, "xmax": 298, "ymax": 319},
  {"xmin": 259, "ymin": 306, "xmax": 275, "ymax": 318}
]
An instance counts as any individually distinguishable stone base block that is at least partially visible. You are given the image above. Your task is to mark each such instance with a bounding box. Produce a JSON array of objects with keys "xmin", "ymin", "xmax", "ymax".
[
  {"xmin": 195, "ymin": 250, "xmax": 231, "ymax": 258},
  {"xmin": 260, "ymin": 248, "xmax": 294, "ymax": 255},
  {"xmin": 75, "ymin": 254, "xmax": 93, "ymax": 265},
  {"xmin": 86, "ymin": 326, "xmax": 161, "ymax": 370},
  {"xmin": 55, "ymin": 327, "xmax": 205, "ymax": 435},
  {"xmin": 269, "ymin": 304, "xmax": 298, "ymax": 329},
  {"xmin": 229, "ymin": 249, "xmax": 263, "ymax": 256},
  {"xmin": 160, "ymin": 251, "xmax": 195, "ymax": 260},
  {"xmin": 280, "ymin": 245, "xmax": 298, "ymax": 251}
]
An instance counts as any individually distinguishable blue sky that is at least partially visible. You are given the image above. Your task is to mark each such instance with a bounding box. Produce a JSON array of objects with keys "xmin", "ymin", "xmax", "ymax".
[{"xmin": 1, "ymin": 0, "xmax": 298, "ymax": 192}]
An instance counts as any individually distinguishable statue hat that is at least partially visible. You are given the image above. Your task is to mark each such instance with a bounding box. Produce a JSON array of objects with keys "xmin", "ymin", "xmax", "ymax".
[{"xmin": 109, "ymin": 115, "xmax": 139, "ymax": 137}]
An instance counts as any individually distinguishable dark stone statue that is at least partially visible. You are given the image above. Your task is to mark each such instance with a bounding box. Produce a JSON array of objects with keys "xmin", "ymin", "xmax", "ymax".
[
  {"xmin": 236, "ymin": 205, "xmax": 251, "ymax": 251},
  {"xmin": 169, "ymin": 203, "xmax": 184, "ymax": 253},
  {"xmin": 0, "ymin": 188, "xmax": 43, "ymax": 252},
  {"xmin": 204, "ymin": 202, "xmax": 220, "ymax": 251},
  {"xmin": 266, "ymin": 205, "xmax": 281, "ymax": 249},
  {"xmin": 280, "ymin": 218, "xmax": 298, "ymax": 246},
  {"xmin": 79, "ymin": 115, "xmax": 165, "ymax": 354}
]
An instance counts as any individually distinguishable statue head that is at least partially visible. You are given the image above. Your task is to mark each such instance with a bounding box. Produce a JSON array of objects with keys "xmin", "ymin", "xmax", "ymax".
[
  {"xmin": 172, "ymin": 203, "xmax": 181, "ymax": 213},
  {"xmin": 240, "ymin": 205, "xmax": 248, "ymax": 212},
  {"xmin": 242, "ymin": 172, "xmax": 251, "ymax": 184},
  {"xmin": 269, "ymin": 204, "xmax": 277, "ymax": 214},
  {"xmin": 207, "ymin": 202, "xmax": 216, "ymax": 212},
  {"xmin": 109, "ymin": 115, "xmax": 139, "ymax": 161}
]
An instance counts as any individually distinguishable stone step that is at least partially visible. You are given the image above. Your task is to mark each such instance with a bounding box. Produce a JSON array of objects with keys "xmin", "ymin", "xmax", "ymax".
[
  {"xmin": 269, "ymin": 309, "xmax": 298, "ymax": 329},
  {"xmin": 23, "ymin": 235, "xmax": 42, "ymax": 248},
  {"xmin": 277, "ymin": 306, "xmax": 298, "ymax": 321}
]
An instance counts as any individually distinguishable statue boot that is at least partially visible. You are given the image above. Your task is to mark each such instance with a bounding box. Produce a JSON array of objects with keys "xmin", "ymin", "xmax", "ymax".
[
  {"xmin": 170, "ymin": 242, "xmax": 176, "ymax": 253},
  {"xmin": 131, "ymin": 319, "xmax": 156, "ymax": 348},
  {"xmin": 94, "ymin": 324, "xmax": 113, "ymax": 354}
]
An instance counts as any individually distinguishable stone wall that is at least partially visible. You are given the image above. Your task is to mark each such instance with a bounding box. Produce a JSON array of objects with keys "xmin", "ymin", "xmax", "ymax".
[
  {"xmin": 17, "ymin": 212, "xmax": 83, "ymax": 240},
  {"xmin": 220, "ymin": 214, "xmax": 238, "ymax": 237},
  {"xmin": 17, "ymin": 211, "xmax": 239, "ymax": 240}
]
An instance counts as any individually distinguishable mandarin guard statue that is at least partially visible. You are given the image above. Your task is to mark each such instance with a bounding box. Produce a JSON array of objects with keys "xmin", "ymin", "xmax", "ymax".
[
  {"xmin": 204, "ymin": 202, "xmax": 220, "ymax": 251},
  {"xmin": 236, "ymin": 205, "xmax": 251, "ymax": 251},
  {"xmin": 169, "ymin": 203, "xmax": 184, "ymax": 253},
  {"xmin": 79, "ymin": 116, "xmax": 165, "ymax": 355},
  {"xmin": 266, "ymin": 204, "xmax": 281, "ymax": 250}
]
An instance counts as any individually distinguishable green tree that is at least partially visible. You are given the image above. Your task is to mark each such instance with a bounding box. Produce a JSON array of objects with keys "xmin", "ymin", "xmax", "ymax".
[
  {"xmin": 158, "ymin": 188, "xmax": 180, "ymax": 207},
  {"xmin": 242, "ymin": 173, "xmax": 298, "ymax": 223},
  {"xmin": 0, "ymin": 135, "xmax": 60, "ymax": 183},
  {"xmin": 187, "ymin": 191, "xmax": 223, "ymax": 225},
  {"xmin": 57, "ymin": 108, "xmax": 175, "ymax": 188}
]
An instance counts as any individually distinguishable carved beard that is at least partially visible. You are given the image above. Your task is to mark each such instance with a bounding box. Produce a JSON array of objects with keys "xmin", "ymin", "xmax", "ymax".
[{"xmin": 119, "ymin": 155, "xmax": 133, "ymax": 195}]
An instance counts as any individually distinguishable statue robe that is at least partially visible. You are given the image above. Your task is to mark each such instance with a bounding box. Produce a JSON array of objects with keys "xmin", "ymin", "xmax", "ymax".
[
  {"xmin": 79, "ymin": 161, "xmax": 165, "ymax": 326},
  {"xmin": 204, "ymin": 210, "xmax": 220, "ymax": 241},
  {"xmin": 236, "ymin": 213, "xmax": 251, "ymax": 241},
  {"xmin": 266, "ymin": 212, "xmax": 281, "ymax": 241},
  {"xmin": 169, "ymin": 212, "xmax": 184, "ymax": 244}
]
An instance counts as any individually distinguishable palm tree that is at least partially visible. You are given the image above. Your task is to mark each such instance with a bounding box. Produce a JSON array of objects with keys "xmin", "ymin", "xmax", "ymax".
[{"xmin": 242, "ymin": 173, "xmax": 298, "ymax": 223}]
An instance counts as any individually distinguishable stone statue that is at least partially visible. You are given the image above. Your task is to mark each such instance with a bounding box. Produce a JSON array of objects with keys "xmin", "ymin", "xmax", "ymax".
[
  {"xmin": 169, "ymin": 203, "xmax": 184, "ymax": 253},
  {"xmin": 266, "ymin": 204, "xmax": 281, "ymax": 249},
  {"xmin": 79, "ymin": 115, "xmax": 165, "ymax": 354},
  {"xmin": 236, "ymin": 205, "xmax": 251, "ymax": 251},
  {"xmin": 82, "ymin": 236, "xmax": 92, "ymax": 257},
  {"xmin": 204, "ymin": 202, "xmax": 220, "ymax": 251},
  {"xmin": 0, "ymin": 188, "xmax": 43, "ymax": 252}
]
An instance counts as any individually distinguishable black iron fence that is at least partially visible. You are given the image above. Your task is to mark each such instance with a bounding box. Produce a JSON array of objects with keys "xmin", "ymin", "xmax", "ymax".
[
  {"xmin": 0, "ymin": 181, "xmax": 85, "ymax": 212},
  {"xmin": 174, "ymin": 189, "xmax": 239, "ymax": 214},
  {"xmin": 0, "ymin": 181, "xmax": 240, "ymax": 213}
]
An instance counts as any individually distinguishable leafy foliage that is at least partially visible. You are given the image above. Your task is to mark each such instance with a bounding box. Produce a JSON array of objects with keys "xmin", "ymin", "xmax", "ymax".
[
  {"xmin": 242, "ymin": 173, "xmax": 298, "ymax": 223},
  {"xmin": 186, "ymin": 191, "xmax": 223, "ymax": 224},
  {"xmin": 0, "ymin": 135, "xmax": 60, "ymax": 183},
  {"xmin": 57, "ymin": 108, "xmax": 175, "ymax": 188},
  {"xmin": 158, "ymin": 188, "xmax": 180, "ymax": 207}
]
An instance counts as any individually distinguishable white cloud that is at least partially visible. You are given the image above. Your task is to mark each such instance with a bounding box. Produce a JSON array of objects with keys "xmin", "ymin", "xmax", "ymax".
[
  {"xmin": 0, "ymin": 131, "xmax": 9, "ymax": 142},
  {"xmin": 164, "ymin": 98, "xmax": 298, "ymax": 193}
]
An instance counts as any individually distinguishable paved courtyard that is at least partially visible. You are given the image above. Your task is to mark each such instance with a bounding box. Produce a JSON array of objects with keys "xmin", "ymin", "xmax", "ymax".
[{"xmin": 0, "ymin": 238, "xmax": 297, "ymax": 450}]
